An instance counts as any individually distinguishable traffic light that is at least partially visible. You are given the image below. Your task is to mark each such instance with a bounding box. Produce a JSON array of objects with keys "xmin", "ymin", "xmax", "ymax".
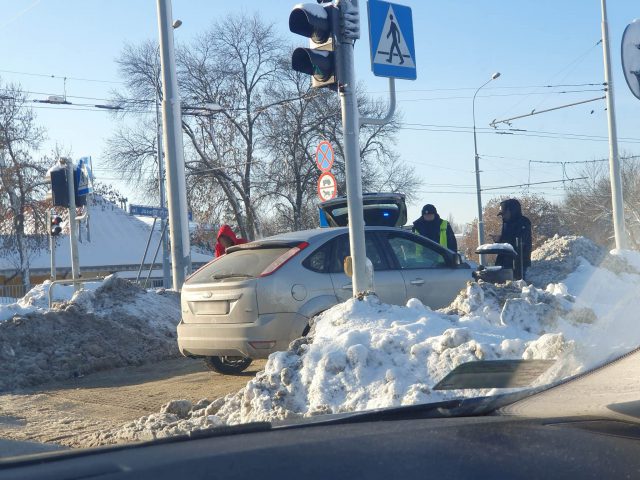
[
  {"xmin": 50, "ymin": 215, "xmax": 63, "ymax": 237},
  {"xmin": 289, "ymin": 2, "xmax": 339, "ymax": 89}
]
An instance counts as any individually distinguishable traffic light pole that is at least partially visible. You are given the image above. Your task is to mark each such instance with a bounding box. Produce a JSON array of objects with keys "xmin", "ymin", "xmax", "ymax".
[
  {"xmin": 48, "ymin": 210, "xmax": 56, "ymax": 281},
  {"xmin": 156, "ymin": 0, "xmax": 192, "ymax": 290},
  {"xmin": 64, "ymin": 159, "xmax": 81, "ymax": 290},
  {"xmin": 337, "ymin": 37, "xmax": 371, "ymax": 296}
]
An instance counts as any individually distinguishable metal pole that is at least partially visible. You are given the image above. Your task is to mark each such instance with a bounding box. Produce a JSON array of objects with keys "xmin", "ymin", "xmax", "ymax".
[
  {"xmin": 473, "ymin": 79, "xmax": 491, "ymax": 265},
  {"xmin": 145, "ymin": 220, "xmax": 169, "ymax": 289},
  {"xmin": 48, "ymin": 210, "xmax": 56, "ymax": 281},
  {"xmin": 136, "ymin": 217, "xmax": 157, "ymax": 283},
  {"xmin": 156, "ymin": 97, "xmax": 171, "ymax": 287},
  {"xmin": 601, "ymin": 0, "xmax": 627, "ymax": 249},
  {"xmin": 156, "ymin": 0, "xmax": 192, "ymax": 290},
  {"xmin": 64, "ymin": 159, "xmax": 81, "ymax": 290},
  {"xmin": 337, "ymin": 19, "xmax": 372, "ymax": 296}
]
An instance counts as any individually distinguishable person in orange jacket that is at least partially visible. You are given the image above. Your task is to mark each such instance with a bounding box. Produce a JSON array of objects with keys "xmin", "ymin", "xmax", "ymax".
[{"xmin": 215, "ymin": 224, "xmax": 247, "ymax": 257}]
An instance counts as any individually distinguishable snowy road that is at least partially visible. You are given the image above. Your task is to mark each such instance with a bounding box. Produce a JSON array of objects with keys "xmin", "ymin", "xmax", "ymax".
[{"xmin": 0, "ymin": 357, "xmax": 264, "ymax": 451}]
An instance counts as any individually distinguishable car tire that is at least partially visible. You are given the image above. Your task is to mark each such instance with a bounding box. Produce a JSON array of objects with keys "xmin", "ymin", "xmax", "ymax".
[{"xmin": 204, "ymin": 356, "xmax": 253, "ymax": 375}]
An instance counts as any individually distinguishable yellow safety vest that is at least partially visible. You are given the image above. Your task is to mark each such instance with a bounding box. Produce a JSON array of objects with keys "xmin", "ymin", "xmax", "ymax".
[{"xmin": 439, "ymin": 220, "xmax": 448, "ymax": 248}]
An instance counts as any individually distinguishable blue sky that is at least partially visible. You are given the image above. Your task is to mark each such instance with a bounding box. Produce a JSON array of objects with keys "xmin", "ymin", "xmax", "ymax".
[{"xmin": 0, "ymin": 0, "xmax": 638, "ymax": 225}]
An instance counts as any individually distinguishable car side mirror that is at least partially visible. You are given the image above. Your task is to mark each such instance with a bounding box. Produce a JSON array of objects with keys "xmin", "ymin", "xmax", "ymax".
[{"xmin": 454, "ymin": 253, "xmax": 462, "ymax": 266}]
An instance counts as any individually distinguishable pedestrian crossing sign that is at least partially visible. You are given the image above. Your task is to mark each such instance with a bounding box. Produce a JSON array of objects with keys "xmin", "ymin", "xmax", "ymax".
[
  {"xmin": 367, "ymin": 0, "xmax": 416, "ymax": 80},
  {"xmin": 75, "ymin": 157, "xmax": 94, "ymax": 196}
]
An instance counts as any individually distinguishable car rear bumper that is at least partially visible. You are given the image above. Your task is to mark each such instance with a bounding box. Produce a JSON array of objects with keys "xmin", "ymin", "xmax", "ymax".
[{"xmin": 177, "ymin": 312, "xmax": 307, "ymax": 359}]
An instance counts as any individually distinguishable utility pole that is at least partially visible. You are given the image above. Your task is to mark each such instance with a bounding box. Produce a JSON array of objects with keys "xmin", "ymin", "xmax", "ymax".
[
  {"xmin": 601, "ymin": 0, "xmax": 626, "ymax": 249},
  {"xmin": 156, "ymin": 0, "xmax": 192, "ymax": 290},
  {"xmin": 155, "ymin": 97, "xmax": 171, "ymax": 288}
]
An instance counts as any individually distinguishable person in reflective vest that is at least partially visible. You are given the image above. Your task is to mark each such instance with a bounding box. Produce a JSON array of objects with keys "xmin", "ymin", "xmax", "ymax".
[{"xmin": 412, "ymin": 204, "xmax": 458, "ymax": 251}]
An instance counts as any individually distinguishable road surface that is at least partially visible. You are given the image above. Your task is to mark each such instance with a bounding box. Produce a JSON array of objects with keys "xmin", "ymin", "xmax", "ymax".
[{"xmin": 0, "ymin": 357, "xmax": 264, "ymax": 454}]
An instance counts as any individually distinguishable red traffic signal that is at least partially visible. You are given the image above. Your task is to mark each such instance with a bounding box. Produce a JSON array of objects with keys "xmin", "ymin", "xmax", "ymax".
[{"xmin": 50, "ymin": 215, "xmax": 63, "ymax": 236}]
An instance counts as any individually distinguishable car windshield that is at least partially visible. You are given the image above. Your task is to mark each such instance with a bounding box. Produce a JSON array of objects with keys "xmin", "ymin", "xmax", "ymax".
[{"xmin": 1, "ymin": 0, "xmax": 640, "ymax": 465}]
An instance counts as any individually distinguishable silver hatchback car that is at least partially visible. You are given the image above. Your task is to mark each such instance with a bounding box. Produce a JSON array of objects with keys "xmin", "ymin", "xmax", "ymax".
[{"xmin": 177, "ymin": 225, "xmax": 473, "ymax": 374}]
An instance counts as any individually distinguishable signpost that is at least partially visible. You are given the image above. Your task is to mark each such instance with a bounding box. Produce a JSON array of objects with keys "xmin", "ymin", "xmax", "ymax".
[
  {"xmin": 289, "ymin": 0, "xmax": 409, "ymax": 297},
  {"xmin": 367, "ymin": 0, "xmax": 416, "ymax": 80},
  {"xmin": 622, "ymin": 19, "xmax": 640, "ymax": 101},
  {"xmin": 130, "ymin": 204, "xmax": 192, "ymax": 221},
  {"xmin": 317, "ymin": 172, "xmax": 338, "ymax": 202}
]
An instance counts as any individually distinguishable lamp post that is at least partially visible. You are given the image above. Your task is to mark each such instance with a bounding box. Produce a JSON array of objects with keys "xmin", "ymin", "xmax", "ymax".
[{"xmin": 473, "ymin": 71, "xmax": 500, "ymax": 265}]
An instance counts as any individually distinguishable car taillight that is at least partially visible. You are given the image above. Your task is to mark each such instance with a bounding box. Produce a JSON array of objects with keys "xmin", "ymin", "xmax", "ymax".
[{"xmin": 259, "ymin": 242, "xmax": 309, "ymax": 277}]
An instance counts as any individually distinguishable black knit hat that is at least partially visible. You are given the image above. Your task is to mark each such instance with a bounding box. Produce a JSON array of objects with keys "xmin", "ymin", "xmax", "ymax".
[{"xmin": 422, "ymin": 204, "xmax": 437, "ymax": 215}]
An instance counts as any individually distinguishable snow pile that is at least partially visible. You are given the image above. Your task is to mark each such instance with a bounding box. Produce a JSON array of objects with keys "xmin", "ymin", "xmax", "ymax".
[
  {"xmin": 0, "ymin": 281, "xmax": 102, "ymax": 323},
  {"xmin": 91, "ymin": 236, "xmax": 640, "ymax": 444},
  {"xmin": 0, "ymin": 276, "xmax": 181, "ymax": 391},
  {"xmin": 526, "ymin": 235, "xmax": 636, "ymax": 287}
]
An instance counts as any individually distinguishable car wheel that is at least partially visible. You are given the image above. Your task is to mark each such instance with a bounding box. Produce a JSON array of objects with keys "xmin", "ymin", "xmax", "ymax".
[{"xmin": 204, "ymin": 356, "xmax": 253, "ymax": 375}]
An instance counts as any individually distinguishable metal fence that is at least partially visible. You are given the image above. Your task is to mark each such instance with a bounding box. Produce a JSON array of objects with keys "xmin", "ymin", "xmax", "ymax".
[
  {"xmin": 0, "ymin": 284, "xmax": 31, "ymax": 304},
  {"xmin": 133, "ymin": 278, "xmax": 166, "ymax": 289}
]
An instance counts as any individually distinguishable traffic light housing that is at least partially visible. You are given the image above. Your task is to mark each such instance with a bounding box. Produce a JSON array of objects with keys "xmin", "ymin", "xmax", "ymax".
[
  {"xmin": 289, "ymin": 2, "xmax": 339, "ymax": 89},
  {"xmin": 50, "ymin": 215, "xmax": 63, "ymax": 237}
]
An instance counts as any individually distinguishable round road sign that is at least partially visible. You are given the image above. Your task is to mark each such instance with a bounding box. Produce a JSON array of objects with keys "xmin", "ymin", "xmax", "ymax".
[
  {"xmin": 622, "ymin": 19, "xmax": 640, "ymax": 101},
  {"xmin": 317, "ymin": 172, "xmax": 338, "ymax": 202},
  {"xmin": 315, "ymin": 140, "xmax": 335, "ymax": 172}
]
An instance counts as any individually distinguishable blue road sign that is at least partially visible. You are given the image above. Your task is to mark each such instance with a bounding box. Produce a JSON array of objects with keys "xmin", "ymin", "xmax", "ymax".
[
  {"xmin": 129, "ymin": 204, "xmax": 193, "ymax": 221},
  {"xmin": 367, "ymin": 0, "xmax": 416, "ymax": 80},
  {"xmin": 75, "ymin": 157, "xmax": 94, "ymax": 196}
]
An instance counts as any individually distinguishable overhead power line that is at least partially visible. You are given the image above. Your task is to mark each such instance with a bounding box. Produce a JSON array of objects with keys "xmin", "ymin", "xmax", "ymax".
[{"xmin": 481, "ymin": 177, "xmax": 587, "ymax": 192}]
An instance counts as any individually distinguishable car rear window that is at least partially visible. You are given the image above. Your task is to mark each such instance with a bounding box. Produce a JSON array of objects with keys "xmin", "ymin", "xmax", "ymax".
[{"xmin": 187, "ymin": 248, "xmax": 291, "ymax": 284}]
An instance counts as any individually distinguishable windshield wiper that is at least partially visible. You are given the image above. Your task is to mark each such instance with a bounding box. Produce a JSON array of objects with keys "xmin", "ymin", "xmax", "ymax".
[{"xmin": 210, "ymin": 273, "xmax": 253, "ymax": 280}]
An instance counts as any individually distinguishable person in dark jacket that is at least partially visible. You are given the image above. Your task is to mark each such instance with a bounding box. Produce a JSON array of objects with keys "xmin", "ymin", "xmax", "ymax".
[
  {"xmin": 492, "ymin": 198, "xmax": 532, "ymax": 280},
  {"xmin": 412, "ymin": 204, "xmax": 457, "ymax": 251},
  {"xmin": 214, "ymin": 224, "xmax": 247, "ymax": 257}
]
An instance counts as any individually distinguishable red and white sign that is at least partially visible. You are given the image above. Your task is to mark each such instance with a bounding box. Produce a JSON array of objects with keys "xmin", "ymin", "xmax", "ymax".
[
  {"xmin": 317, "ymin": 172, "xmax": 338, "ymax": 202},
  {"xmin": 315, "ymin": 140, "xmax": 335, "ymax": 172}
]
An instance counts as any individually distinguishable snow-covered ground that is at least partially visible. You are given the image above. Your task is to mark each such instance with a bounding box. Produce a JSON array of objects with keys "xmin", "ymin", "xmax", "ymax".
[
  {"xmin": 91, "ymin": 235, "xmax": 640, "ymax": 444},
  {"xmin": 0, "ymin": 276, "xmax": 181, "ymax": 391}
]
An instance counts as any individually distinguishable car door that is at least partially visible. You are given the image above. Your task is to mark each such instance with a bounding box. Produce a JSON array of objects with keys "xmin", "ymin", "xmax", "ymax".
[
  {"xmin": 381, "ymin": 231, "xmax": 469, "ymax": 309},
  {"xmin": 329, "ymin": 232, "xmax": 406, "ymax": 305}
]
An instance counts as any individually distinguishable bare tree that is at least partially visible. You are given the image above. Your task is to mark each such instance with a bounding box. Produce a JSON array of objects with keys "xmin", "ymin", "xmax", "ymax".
[
  {"xmin": 562, "ymin": 156, "xmax": 640, "ymax": 249},
  {"xmin": 0, "ymin": 82, "xmax": 48, "ymax": 287},
  {"xmin": 106, "ymin": 12, "xmax": 420, "ymax": 239}
]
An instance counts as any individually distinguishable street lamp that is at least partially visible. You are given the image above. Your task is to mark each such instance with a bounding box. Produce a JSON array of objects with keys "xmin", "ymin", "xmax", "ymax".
[{"xmin": 473, "ymin": 71, "xmax": 500, "ymax": 265}]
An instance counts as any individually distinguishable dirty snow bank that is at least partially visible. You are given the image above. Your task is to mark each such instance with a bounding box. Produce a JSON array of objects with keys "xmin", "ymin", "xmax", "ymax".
[
  {"xmin": 93, "ymin": 236, "xmax": 640, "ymax": 445},
  {"xmin": 526, "ymin": 235, "xmax": 635, "ymax": 288},
  {"xmin": 0, "ymin": 276, "xmax": 180, "ymax": 391}
]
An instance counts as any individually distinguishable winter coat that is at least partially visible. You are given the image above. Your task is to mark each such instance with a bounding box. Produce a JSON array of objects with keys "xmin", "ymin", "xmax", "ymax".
[
  {"xmin": 412, "ymin": 214, "xmax": 458, "ymax": 251},
  {"xmin": 495, "ymin": 199, "xmax": 532, "ymax": 279},
  {"xmin": 215, "ymin": 225, "xmax": 247, "ymax": 257}
]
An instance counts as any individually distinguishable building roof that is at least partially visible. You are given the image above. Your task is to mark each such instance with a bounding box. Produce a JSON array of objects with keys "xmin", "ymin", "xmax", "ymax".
[{"xmin": 0, "ymin": 196, "xmax": 213, "ymax": 273}]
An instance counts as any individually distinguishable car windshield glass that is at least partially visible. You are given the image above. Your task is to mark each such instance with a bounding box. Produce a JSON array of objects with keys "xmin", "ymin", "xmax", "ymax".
[
  {"xmin": 3, "ymin": 0, "xmax": 640, "ymax": 465},
  {"xmin": 187, "ymin": 248, "xmax": 291, "ymax": 283}
]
